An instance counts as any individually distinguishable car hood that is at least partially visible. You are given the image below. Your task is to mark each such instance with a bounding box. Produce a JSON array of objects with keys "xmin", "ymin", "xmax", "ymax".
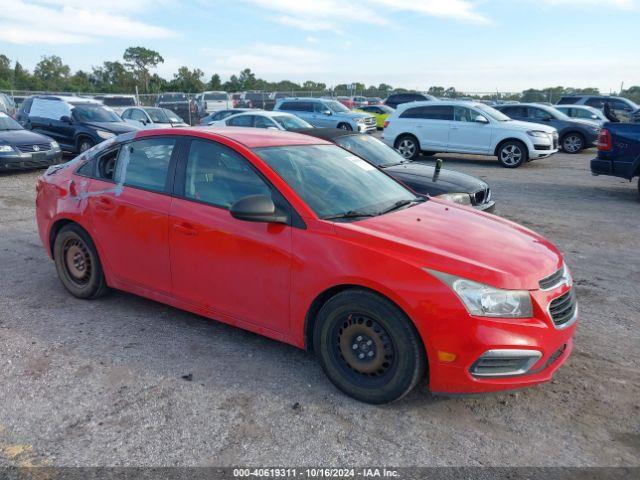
[
  {"xmin": 503, "ymin": 120, "xmax": 557, "ymax": 133},
  {"xmin": 334, "ymin": 200, "xmax": 562, "ymax": 290},
  {"xmin": 383, "ymin": 163, "xmax": 488, "ymax": 196},
  {"xmin": 84, "ymin": 121, "xmax": 141, "ymax": 133},
  {"xmin": 347, "ymin": 112, "xmax": 373, "ymax": 120},
  {"xmin": 0, "ymin": 129, "xmax": 53, "ymax": 145}
]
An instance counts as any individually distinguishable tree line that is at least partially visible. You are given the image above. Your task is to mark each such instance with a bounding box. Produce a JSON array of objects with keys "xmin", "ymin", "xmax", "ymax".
[{"xmin": 1, "ymin": 46, "xmax": 639, "ymax": 104}]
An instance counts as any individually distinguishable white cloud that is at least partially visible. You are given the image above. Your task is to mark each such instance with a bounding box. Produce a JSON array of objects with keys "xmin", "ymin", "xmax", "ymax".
[{"xmin": 0, "ymin": 0, "xmax": 175, "ymax": 45}]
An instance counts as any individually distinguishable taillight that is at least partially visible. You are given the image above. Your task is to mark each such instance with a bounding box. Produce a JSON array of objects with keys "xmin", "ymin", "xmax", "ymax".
[
  {"xmin": 597, "ymin": 129, "xmax": 612, "ymax": 151},
  {"xmin": 383, "ymin": 120, "xmax": 390, "ymax": 129}
]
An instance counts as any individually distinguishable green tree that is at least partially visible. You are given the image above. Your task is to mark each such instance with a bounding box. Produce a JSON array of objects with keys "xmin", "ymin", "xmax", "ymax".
[
  {"xmin": 123, "ymin": 46, "xmax": 164, "ymax": 93},
  {"xmin": 428, "ymin": 86, "xmax": 445, "ymax": 97},
  {"xmin": 67, "ymin": 70, "xmax": 93, "ymax": 92},
  {"xmin": 169, "ymin": 66, "xmax": 205, "ymax": 93},
  {"xmin": 521, "ymin": 88, "xmax": 546, "ymax": 103},
  {"xmin": 238, "ymin": 68, "xmax": 257, "ymax": 90},
  {"xmin": 33, "ymin": 55, "xmax": 70, "ymax": 91},
  {"xmin": 91, "ymin": 61, "xmax": 135, "ymax": 92},
  {"xmin": 208, "ymin": 74, "xmax": 221, "ymax": 90}
]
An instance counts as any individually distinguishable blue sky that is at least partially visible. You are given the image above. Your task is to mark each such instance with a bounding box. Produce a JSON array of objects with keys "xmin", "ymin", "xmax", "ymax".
[{"xmin": 1, "ymin": 0, "xmax": 639, "ymax": 92}]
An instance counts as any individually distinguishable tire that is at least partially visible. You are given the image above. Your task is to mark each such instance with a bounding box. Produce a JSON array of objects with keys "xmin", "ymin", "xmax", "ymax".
[
  {"xmin": 497, "ymin": 140, "xmax": 528, "ymax": 168},
  {"xmin": 561, "ymin": 132, "xmax": 585, "ymax": 154},
  {"xmin": 395, "ymin": 135, "xmax": 420, "ymax": 160},
  {"xmin": 78, "ymin": 137, "xmax": 94, "ymax": 153},
  {"xmin": 53, "ymin": 224, "xmax": 109, "ymax": 299},
  {"xmin": 313, "ymin": 290, "xmax": 426, "ymax": 404},
  {"xmin": 337, "ymin": 123, "xmax": 353, "ymax": 131}
]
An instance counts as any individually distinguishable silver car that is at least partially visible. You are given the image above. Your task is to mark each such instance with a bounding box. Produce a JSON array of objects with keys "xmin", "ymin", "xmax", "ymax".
[{"xmin": 555, "ymin": 105, "xmax": 607, "ymax": 127}]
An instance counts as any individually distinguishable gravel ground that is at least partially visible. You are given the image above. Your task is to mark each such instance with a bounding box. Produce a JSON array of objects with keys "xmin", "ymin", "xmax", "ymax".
[{"xmin": 0, "ymin": 149, "xmax": 638, "ymax": 468}]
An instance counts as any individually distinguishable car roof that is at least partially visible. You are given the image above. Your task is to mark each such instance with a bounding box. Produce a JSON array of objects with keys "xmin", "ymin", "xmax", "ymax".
[
  {"xmin": 396, "ymin": 100, "xmax": 480, "ymax": 110},
  {"xmin": 31, "ymin": 95, "xmax": 100, "ymax": 104},
  {"xmin": 150, "ymin": 127, "xmax": 332, "ymax": 148}
]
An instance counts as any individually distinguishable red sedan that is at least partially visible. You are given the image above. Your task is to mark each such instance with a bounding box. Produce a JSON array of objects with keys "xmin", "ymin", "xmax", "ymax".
[{"xmin": 35, "ymin": 128, "xmax": 577, "ymax": 404}]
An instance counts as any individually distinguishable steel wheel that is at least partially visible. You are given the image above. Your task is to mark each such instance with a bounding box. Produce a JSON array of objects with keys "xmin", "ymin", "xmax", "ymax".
[
  {"xmin": 63, "ymin": 238, "xmax": 92, "ymax": 285},
  {"xmin": 500, "ymin": 144, "xmax": 523, "ymax": 166},
  {"xmin": 397, "ymin": 138, "xmax": 417, "ymax": 159},
  {"xmin": 562, "ymin": 134, "xmax": 584, "ymax": 154},
  {"xmin": 79, "ymin": 140, "xmax": 94, "ymax": 153},
  {"xmin": 336, "ymin": 314, "xmax": 395, "ymax": 377}
]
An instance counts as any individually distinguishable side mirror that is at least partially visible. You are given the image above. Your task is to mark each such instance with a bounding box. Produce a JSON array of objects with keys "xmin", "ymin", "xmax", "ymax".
[
  {"xmin": 474, "ymin": 115, "xmax": 489, "ymax": 124},
  {"xmin": 60, "ymin": 115, "xmax": 73, "ymax": 124},
  {"xmin": 322, "ymin": 110, "xmax": 332, "ymax": 116},
  {"xmin": 230, "ymin": 195, "xmax": 288, "ymax": 224}
]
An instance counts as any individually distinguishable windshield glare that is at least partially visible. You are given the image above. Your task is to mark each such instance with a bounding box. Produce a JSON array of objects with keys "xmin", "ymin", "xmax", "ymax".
[
  {"xmin": 147, "ymin": 108, "xmax": 182, "ymax": 123},
  {"xmin": 0, "ymin": 115, "xmax": 23, "ymax": 131},
  {"xmin": 475, "ymin": 104, "xmax": 511, "ymax": 122},
  {"xmin": 255, "ymin": 144, "xmax": 418, "ymax": 219},
  {"xmin": 273, "ymin": 115, "xmax": 312, "ymax": 130},
  {"xmin": 72, "ymin": 104, "xmax": 121, "ymax": 123},
  {"xmin": 335, "ymin": 134, "xmax": 404, "ymax": 167}
]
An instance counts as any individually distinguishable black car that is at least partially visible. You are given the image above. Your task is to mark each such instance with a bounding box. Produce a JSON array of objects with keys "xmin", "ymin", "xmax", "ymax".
[
  {"xmin": 17, "ymin": 96, "xmax": 139, "ymax": 154},
  {"xmin": 156, "ymin": 92, "xmax": 198, "ymax": 125},
  {"xmin": 0, "ymin": 113, "xmax": 63, "ymax": 171},
  {"xmin": 298, "ymin": 128, "xmax": 495, "ymax": 212},
  {"xmin": 384, "ymin": 92, "xmax": 437, "ymax": 109},
  {"xmin": 199, "ymin": 108, "xmax": 255, "ymax": 125},
  {"xmin": 496, "ymin": 103, "xmax": 601, "ymax": 153}
]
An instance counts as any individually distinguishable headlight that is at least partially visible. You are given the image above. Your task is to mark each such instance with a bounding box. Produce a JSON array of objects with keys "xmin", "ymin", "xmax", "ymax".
[
  {"xmin": 527, "ymin": 130, "xmax": 549, "ymax": 138},
  {"xmin": 50, "ymin": 141, "xmax": 59, "ymax": 150},
  {"xmin": 96, "ymin": 130, "xmax": 116, "ymax": 140},
  {"xmin": 427, "ymin": 270, "xmax": 533, "ymax": 318},
  {"xmin": 355, "ymin": 118, "xmax": 366, "ymax": 123},
  {"xmin": 0, "ymin": 145, "xmax": 15, "ymax": 152},
  {"xmin": 437, "ymin": 192, "xmax": 472, "ymax": 206}
]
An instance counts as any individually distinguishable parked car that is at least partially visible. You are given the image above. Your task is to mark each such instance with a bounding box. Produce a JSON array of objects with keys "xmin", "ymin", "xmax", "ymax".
[
  {"xmin": 17, "ymin": 96, "xmax": 139, "ymax": 153},
  {"xmin": 591, "ymin": 123, "xmax": 640, "ymax": 196},
  {"xmin": 121, "ymin": 107, "xmax": 188, "ymax": 128},
  {"xmin": 0, "ymin": 112, "xmax": 62, "ymax": 170},
  {"xmin": 195, "ymin": 91, "xmax": 231, "ymax": 117},
  {"xmin": 237, "ymin": 91, "xmax": 275, "ymax": 110},
  {"xmin": 156, "ymin": 92, "xmax": 197, "ymax": 125},
  {"xmin": 93, "ymin": 95, "xmax": 137, "ymax": 115},
  {"xmin": 199, "ymin": 108, "xmax": 256, "ymax": 125},
  {"xmin": 298, "ymin": 128, "xmax": 495, "ymax": 211},
  {"xmin": 275, "ymin": 98, "xmax": 376, "ymax": 133},
  {"xmin": 36, "ymin": 128, "xmax": 577, "ymax": 404},
  {"xmin": 556, "ymin": 95, "xmax": 639, "ymax": 123},
  {"xmin": 337, "ymin": 96, "xmax": 355, "ymax": 109},
  {"xmin": 355, "ymin": 105, "xmax": 394, "ymax": 129},
  {"xmin": 383, "ymin": 101, "xmax": 558, "ymax": 167},
  {"xmin": 554, "ymin": 105, "xmax": 607, "ymax": 126},
  {"xmin": 211, "ymin": 111, "xmax": 313, "ymax": 131},
  {"xmin": 366, "ymin": 97, "xmax": 383, "ymax": 105},
  {"xmin": 384, "ymin": 92, "xmax": 437, "ymax": 109},
  {"xmin": 0, "ymin": 93, "xmax": 17, "ymax": 117},
  {"xmin": 351, "ymin": 96, "xmax": 369, "ymax": 108},
  {"xmin": 496, "ymin": 103, "xmax": 600, "ymax": 154}
]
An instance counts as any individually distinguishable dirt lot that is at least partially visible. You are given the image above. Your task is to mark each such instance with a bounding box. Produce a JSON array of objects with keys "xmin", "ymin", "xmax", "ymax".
[{"xmin": 0, "ymin": 149, "xmax": 638, "ymax": 468}]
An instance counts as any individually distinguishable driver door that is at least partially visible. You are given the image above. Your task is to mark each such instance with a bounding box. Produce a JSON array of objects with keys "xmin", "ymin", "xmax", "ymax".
[{"xmin": 448, "ymin": 106, "xmax": 493, "ymax": 154}]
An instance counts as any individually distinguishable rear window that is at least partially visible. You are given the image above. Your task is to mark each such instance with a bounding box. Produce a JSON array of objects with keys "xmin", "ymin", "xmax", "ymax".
[
  {"xmin": 557, "ymin": 97, "xmax": 580, "ymax": 105},
  {"xmin": 102, "ymin": 97, "xmax": 136, "ymax": 107},
  {"xmin": 246, "ymin": 93, "xmax": 265, "ymax": 101},
  {"xmin": 204, "ymin": 93, "xmax": 228, "ymax": 101},
  {"xmin": 159, "ymin": 94, "xmax": 187, "ymax": 102}
]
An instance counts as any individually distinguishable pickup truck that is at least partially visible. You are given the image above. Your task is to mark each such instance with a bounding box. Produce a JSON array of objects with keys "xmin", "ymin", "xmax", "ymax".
[
  {"xmin": 591, "ymin": 122, "xmax": 640, "ymax": 196},
  {"xmin": 155, "ymin": 93, "xmax": 198, "ymax": 125}
]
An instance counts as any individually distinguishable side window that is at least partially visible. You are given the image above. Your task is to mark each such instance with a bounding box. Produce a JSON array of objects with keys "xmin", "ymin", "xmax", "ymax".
[
  {"xmin": 130, "ymin": 109, "xmax": 147, "ymax": 122},
  {"xmin": 557, "ymin": 97, "xmax": 579, "ymax": 105},
  {"xmin": 503, "ymin": 106, "xmax": 527, "ymax": 117},
  {"xmin": 610, "ymin": 99, "xmax": 632, "ymax": 111},
  {"xmin": 115, "ymin": 137, "xmax": 175, "ymax": 192},
  {"xmin": 280, "ymin": 102, "xmax": 297, "ymax": 111},
  {"xmin": 529, "ymin": 108, "xmax": 551, "ymax": 120},
  {"xmin": 184, "ymin": 139, "xmax": 271, "ymax": 209},
  {"xmin": 93, "ymin": 148, "xmax": 120, "ymax": 181},
  {"xmin": 121, "ymin": 110, "xmax": 131, "ymax": 120},
  {"xmin": 313, "ymin": 102, "xmax": 327, "ymax": 113},
  {"xmin": 227, "ymin": 115, "xmax": 253, "ymax": 127},
  {"xmin": 585, "ymin": 98, "xmax": 605, "ymax": 109},
  {"xmin": 401, "ymin": 106, "xmax": 453, "ymax": 120},
  {"xmin": 453, "ymin": 106, "xmax": 474, "ymax": 122},
  {"xmin": 253, "ymin": 116, "xmax": 274, "ymax": 129},
  {"xmin": 298, "ymin": 102, "xmax": 314, "ymax": 112}
]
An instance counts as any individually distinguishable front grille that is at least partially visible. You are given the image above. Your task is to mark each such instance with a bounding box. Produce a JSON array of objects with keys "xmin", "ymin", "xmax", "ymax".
[
  {"xmin": 471, "ymin": 188, "xmax": 490, "ymax": 206},
  {"xmin": 16, "ymin": 143, "xmax": 52, "ymax": 153},
  {"xmin": 364, "ymin": 117, "xmax": 376, "ymax": 126},
  {"xmin": 539, "ymin": 265, "xmax": 566, "ymax": 290},
  {"xmin": 548, "ymin": 289, "xmax": 577, "ymax": 327}
]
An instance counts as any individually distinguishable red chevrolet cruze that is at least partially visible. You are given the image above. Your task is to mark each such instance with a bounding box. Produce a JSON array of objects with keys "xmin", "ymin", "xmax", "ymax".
[{"xmin": 35, "ymin": 128, "xmax": 577, "ymax": 404}]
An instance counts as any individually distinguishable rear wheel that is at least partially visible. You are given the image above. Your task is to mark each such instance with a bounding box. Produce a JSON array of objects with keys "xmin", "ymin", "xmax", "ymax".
[
  {"xmin": 53, "ymin": 224, "xmax": 109, "ymax": 299},
  {"xmin": 395, "ymin": 135, "xmax": 420, "ymax": 160},
  {"xmin": 561, "ymin": 133, "xmax": 585, "ymax": 154},
  {"xmin": 314, "ymin": 290, "xmax": 426, "ymax": 404},
  {"xmin": 498, "ymin": 140, "xmax": 528, "ymax": 168}
]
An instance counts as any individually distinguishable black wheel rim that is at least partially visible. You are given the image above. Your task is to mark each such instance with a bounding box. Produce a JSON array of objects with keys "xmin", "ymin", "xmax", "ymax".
[
  {"xmin": 332, "ymin": 313, "xmax": 396, "ymax": 381},
  {"xmin": 63, "ymin": 237, "xmax": 92, "ymax": 285}
]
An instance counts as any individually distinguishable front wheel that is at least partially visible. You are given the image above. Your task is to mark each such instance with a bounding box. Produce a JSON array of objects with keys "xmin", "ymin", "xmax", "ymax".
[
  {"xmin": 498, "ymin": 140, "xmax": 528, "ymax": 168},
  {"xmin": 395, "ymin": 135, "xmax": 420, "ymax": 160},
  {"xmin": 561, "ymin": 133, "xmax": 585, "ymax": 154},
  {"xmin": 314, "ymin": 290, "xmax": 426, "ymax": 404},
  {"xmin": 78, "ymin": 138, "xmax": 95, "ymax": 153},
  {"xmin": 337, "ymin": 123, "xmax": 353, "ymax": 131}
]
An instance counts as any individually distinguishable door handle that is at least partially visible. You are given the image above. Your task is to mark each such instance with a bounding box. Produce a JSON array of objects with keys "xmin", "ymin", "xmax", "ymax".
[
  {"xmin": 451, "ymin": 126, "xmax": 459, "ymax": 130},
  {"xmin": 96, "ymin": 197, "xmax": 115, "ymax": 211},
  {"xmin": 173, "ymin": 222, "xmax": 198, "ymax": 236}
]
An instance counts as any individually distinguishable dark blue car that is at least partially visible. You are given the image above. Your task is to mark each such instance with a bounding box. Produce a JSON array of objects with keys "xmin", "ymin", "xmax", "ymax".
[{"xmin": 591, "ymin": 123, "xmax": 640, "ymax": 196}]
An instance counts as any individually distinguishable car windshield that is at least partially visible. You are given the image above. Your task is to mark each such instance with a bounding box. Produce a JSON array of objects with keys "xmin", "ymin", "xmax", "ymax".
[
  {"xmin": 272, "ymin": 115, "xmax": 312, "ymax": 130},
  {"xmin": 334, "ymin": 134, "xmax": 405, "ymax": 167},
  {"xmin": 204, "ymin": 93, "xmax": 228, "ymax": 100},
  {"xmin": 147, "ymin": 108, "xmax": 182, "ymax": 123},
  {"xmin": 72, "ymin": 103, "xmax": 121, "ymax": 122},
  {"xmin": 255, "ymin": 144, "xmax": 420, "ymax": 220},
  {"xmin": 476, "ymin": 104, "xmax": 511, "ymax": 122},
  {"xmin": 326, "ymin": 101, "xmax": 350, "ymax": 113},
  {"xmin": 378, "ymin": 105, "xmax": 394, "ymax": 114},
  {"xmin": 0, "ymin": 114, "xmax": 23, "ymax": 131}
]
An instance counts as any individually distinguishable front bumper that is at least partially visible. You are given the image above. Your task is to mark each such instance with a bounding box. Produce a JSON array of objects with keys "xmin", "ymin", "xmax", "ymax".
[
  {"xmin": 356, "ymin": 122, "xmax": 377, "ymax": 133},
  {"xmin": 0, "ymin": 149, "xmax": 63, "ymax": 170},
  {"xmin": 530, "ymin": 146, "xmax": 559, "ymax": 159}
]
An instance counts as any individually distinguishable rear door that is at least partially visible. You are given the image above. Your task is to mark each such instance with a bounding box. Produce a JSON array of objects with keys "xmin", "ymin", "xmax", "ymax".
[
  {"xmin": 86, "ymin": 136, "xmax": 178, "ymax": 294},
  {"xmin": 448, "ymin": 106, "xmax": 493, "ymax": 154},
  {"xmin": 168, "ymin": 138, "xmax": 293, "ymax": 334},
  {"xmin": 400, "ymin": 105, "xmax": 452, "ymax": 151},
  {"xmin": 500, "ymin": 105, "xmax": 528, "ymax": 121}
]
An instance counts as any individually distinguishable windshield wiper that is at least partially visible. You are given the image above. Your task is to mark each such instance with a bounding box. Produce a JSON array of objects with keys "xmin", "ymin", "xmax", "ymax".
[
  {"xmin": 378, "ymin": 199, "xmax": 421, "ymax": 215},
  {"xmin": 323, "ymin": 210, "xmax": 376, "ymax": 221}
]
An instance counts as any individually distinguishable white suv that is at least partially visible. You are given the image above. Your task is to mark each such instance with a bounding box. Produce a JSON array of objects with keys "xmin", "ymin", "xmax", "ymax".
[{"xmin": 382, "ymin": 101, "xmax": 559, "ymax": 168}]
